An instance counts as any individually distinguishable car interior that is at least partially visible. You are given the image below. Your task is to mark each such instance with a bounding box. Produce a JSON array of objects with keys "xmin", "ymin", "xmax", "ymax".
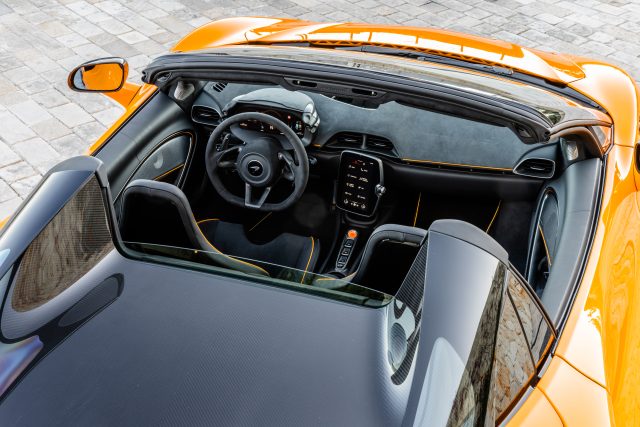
[{"xmin": 96, "ymin": 77, "xmax": 605, "ymax": 323}]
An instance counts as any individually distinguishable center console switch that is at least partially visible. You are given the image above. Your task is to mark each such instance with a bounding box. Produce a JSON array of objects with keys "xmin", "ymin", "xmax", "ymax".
[{"xmin": 336, "ymin": 229, "xmax": 358, "ymax": 271}]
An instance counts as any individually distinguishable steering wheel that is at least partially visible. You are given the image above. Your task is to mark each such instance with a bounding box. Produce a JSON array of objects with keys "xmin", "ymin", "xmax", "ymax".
[{"xmin": 205, "ymin": 112, "xmax": 309, "ymax": 211}]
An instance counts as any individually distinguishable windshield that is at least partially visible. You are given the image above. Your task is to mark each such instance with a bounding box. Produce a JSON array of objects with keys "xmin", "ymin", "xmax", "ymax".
[
  {"xmin": 189, "ymin": 46, "xmax": 609, "ymax": 126},
  {"xmin": 123, "ymin": 241, "xmax": 392, "ymax": 308}
]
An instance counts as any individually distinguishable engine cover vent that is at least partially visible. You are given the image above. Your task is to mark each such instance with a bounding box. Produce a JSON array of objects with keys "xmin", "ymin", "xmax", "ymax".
[
  {"xmin": 514, "ymin": 158, "xmax": 555, "ymax": 179},
  {"xmin": 191, "ymin": 105, "xmax": 222, "ymax": 126}
]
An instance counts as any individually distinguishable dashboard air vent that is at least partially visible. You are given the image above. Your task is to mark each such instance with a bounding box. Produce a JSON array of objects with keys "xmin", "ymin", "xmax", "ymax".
[
  {"xmin": 366, "ymin": 135, "xmax": 395, "ymax": 152},
  {"xmin": 334, "ymin": 132, "xmax": 364, "ymax": 148},
  {"xmin": 211, "ymin": 82, "xmax": 227, "ymax": 92},
  {"xmin": 326, "ymin": 132, "xmax": 398, "ymax": 156},
  {"xmin": 514, "ymin": 158, "xmax": 555, "ymax": 179},
  {"xmin": 192, "ymin": 105, "xmax": 221, "ymax": 126}
]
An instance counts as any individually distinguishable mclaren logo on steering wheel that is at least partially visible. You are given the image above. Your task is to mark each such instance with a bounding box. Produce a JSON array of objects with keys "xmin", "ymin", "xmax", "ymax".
[{"xmin": 247, "ymin": 160, "xmax": 264, "ymax": 177}]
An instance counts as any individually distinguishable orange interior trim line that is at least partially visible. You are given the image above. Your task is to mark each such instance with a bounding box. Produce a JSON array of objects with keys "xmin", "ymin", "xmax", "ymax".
[
  {"xmin": 249, "ymin": 212, "xmax": 272, "ymax": 232},
  {"xmin": 196, "ymin": 224, "xmax": 270, "ymax": 276},
  {"xmin": 538, "ymin": 224, "xmax": 553, "ymax": 267},
  {"xmin": 403, "ymin": 158, "xmax": 512, "ymax": 172},
  {"xmin": 412, "ymin": 193, "xmax": 421, "ymax": 227},
  {"xmin": 300, "ymin": 237, "xmax": 315, "ymax": 284},
  {"xmin": 153, "ymin": 164, "xmax": 184, "ymax": 181},
  {"xmin": 485, "ymin": 200, "xmax": 502, "ymax": 233}
]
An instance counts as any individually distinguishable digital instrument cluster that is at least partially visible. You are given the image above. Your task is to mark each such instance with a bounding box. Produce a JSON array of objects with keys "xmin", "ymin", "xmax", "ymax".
[{"xmin": 236, "ymin": 108, "xmax": 305, "ymax": 137}]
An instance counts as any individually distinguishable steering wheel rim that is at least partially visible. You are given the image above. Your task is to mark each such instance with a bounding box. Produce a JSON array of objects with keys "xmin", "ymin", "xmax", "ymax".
[{"xmin": 205, "ymin": 112, "xmax": 309, "ymax": 211}]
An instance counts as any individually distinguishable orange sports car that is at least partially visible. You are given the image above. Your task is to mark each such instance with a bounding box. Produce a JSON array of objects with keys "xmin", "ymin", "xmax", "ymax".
[{"xmin": 0, "ymin": 17, "xmax": 637, "ymax": 426}]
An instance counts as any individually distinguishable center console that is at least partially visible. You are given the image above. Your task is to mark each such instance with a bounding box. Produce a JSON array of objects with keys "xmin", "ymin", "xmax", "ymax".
[
  {"xmin": 336, "ymin": 151, "xmax": 385, "ymax": 217},
  {"xmin": 332, "ymin": 151, "xmax": 386, "ymax": 273}
]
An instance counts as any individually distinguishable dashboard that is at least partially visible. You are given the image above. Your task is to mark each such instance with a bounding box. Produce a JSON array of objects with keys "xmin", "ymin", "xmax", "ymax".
[{"xmin": 190, "ymin": 83, "xmax": 557, "ymax": 178}]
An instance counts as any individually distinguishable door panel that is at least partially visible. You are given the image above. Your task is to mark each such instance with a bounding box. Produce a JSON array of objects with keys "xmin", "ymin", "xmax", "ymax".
[
  {"xmin": 93, "ymin": 91, "xmax": 195, "ymax": 198},
  {"xmin": 129, "ymin": 132, "xmax": 192, "ymax": 186},
  {"xmin": 525, "ymin": 158, "xmax": 601, "ymax": 323}
]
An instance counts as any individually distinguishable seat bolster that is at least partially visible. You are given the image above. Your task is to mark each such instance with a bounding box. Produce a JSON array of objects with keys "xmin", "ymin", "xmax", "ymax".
[
  {"xmin": 199, "ymin": 220, "xmax": 319, "ymax": 276},
  {"xmin": 352, "ymin": 224, "xmax": 427, "ymax": 284},
  {"xmin": 121, "ymin": 180, "xmax": 269, "ymax": 276}
]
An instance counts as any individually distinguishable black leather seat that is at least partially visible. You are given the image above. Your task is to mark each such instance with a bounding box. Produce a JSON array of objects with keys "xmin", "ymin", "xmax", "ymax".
[{"xmin": 119, "ymin": 179, "xmax": 319, "ymax": 277}]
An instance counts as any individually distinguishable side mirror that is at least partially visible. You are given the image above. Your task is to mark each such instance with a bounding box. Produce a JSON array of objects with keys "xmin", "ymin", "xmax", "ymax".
[{"xmin": 67, "ymin": 57, "xmax": 128, "ymax": 93}]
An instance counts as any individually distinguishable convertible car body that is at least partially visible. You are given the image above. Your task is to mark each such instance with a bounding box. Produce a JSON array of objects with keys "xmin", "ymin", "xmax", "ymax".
[{"xmin": 0, "ymin": 17, "xmax": 639, "ymax": 426}]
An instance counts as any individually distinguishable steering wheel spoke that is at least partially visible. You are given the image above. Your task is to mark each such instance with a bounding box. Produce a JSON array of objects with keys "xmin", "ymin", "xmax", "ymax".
[
  {"xmin": 278, "ymin": 151, "xmax": 296, "ymax": 181},
  {"xmin": 229, "ymin": 123, "xmax": 265, "ymax": 144},
  {"xmin": 244, "ymin": 184, "xmax": 272, "ymax": 209},
  {"xmin": 214, "ymin": 145, "xmax": 241, "ymax": 169}
]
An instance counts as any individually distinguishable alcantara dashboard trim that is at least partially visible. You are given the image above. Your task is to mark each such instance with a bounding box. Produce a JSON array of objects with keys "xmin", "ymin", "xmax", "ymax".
[
  {"xmin": 401, "ymin": 158, "xmax": 513, "ymax": 172},
  {"xmin": 309, "ymin": 150, "xmax": 542, "ymax": 201}
]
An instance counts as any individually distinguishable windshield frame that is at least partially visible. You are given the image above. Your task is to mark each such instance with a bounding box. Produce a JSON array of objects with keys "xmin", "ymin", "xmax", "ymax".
[
  {"xmin": 143, "ymin": 51, "xmax": 554, "ymax": 144},
  {"xmin": 143, "ymin": 46, "xmax": 611, "ymax": 143}
]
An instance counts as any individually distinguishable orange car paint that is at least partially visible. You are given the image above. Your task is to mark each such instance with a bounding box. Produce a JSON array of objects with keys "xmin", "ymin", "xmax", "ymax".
[
  {"xmin": 505, "ymin": 388, "xmax": 562, "ymax": 426},
  {"xmin": 536, "ymin": 356, "xmax": 612, "ymax": 426},
  {"xmin": 104, "ymin": 81, "xmax": 142, "ymax": 108},
  {"xmin": 171, "ymin": 17, "xmax": 586, "ymax": 84},
  {"xmin": 3, "ymin": 17, "xmax": 639, "ymax": 425}
]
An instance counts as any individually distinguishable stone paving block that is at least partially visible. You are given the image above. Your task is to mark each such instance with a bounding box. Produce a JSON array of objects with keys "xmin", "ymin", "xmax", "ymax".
[
  {"xmin": 0, "ymin": 178, "xmax": 17, "ymax": 202},
  {"xmin": 67, "ymin": 1, "xmax": 101, "ymax": 17},
  {"xmin": 92, "ymin": 106, "xmax": 123, "ymax": 127},
  {"xmin": 31, "ymin": 117, "xmax": 73, "ymax": 141},
  {"xmin": 98, "ymin": 17, "xmax": 133, "ymax": 35},
  {"xmin": 7, "ymin": 100, "xmax": 53, "ymax": 126},
  {"xmin": 0, "ymin": 111, "xmax": 36, "ymax": 144},
  {"xmin": 0, "ymin": 140, "xmax": 20, "ymax": 167},
  {"xmin": 31, "ymin": 89, "xmax": 69, "ymax": 110},
  {"xmin": 39, "ymin": 20, "xmax": 74, "ymax": 37},
  {"xmin": 49, "ymin": 133, "xmax": 88, "ymax": 157},
  {"xmin": 0, "ymin": 161, "xmax": 37, "ymax": 183},
  {"xmin": 0, "ymin": 196, "xmax": 21, "ymax": 218},
  {"xmin": 10, "ymin": 175, "xmax": 41, "ymax": 198},
  {"xmin": 18, "ymin": 79, "xmax": 52, "ymax": 95},
  {"xmin": 123, "ymin": 15, "xmax": 165, "ymax": 37},
  {"xmin": 12, "ymin": 137, "xmax": 61, "ymax": 167},
  {"xmin": 3, "ymin": 66, "xmax": 38, "ymax": 85},
  {"xmin": 57, "ymin": 32, "xmax": 91, "ymax": 48},
  {"xmin": 72, "ymin": 120, "xmax": 106, "ymax": 143},
  {"xmin": 86, "ymin": 11, "xmax": 113, "ymax": 24},
  {"xmin": 69, "ymin": 20, "xmax": 105, "ymax": 38},
  {"xmin": 50, "ymin": 102, "xmax": 94, "ymax": 127}
]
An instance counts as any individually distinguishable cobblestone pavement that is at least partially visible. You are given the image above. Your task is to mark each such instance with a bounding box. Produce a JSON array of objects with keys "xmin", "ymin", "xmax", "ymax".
[{"xmin": 0, "ymin": 0, "xmax": 639, "ymax": 217}]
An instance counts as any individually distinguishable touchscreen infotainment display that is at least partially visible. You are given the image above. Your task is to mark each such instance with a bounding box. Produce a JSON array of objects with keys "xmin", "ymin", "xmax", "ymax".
[{"xmin": 337, "ymin": 151, "xmax": 383, "ymax": 216}]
